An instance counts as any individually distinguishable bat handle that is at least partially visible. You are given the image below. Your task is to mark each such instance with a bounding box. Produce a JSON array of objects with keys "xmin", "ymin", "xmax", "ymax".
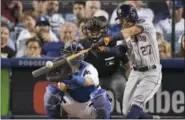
[{"xmin": 66, "ymin": 48, "xmax": 92, "ymax": 61}]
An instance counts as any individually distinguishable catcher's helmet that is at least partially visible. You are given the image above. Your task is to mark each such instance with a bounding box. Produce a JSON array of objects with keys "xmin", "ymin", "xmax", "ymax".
[
  {"xmin": 46, "ymin": 57, "xmax": 72, "ymax": 82},
  {"xmin": 62, "ymin": 41, "xmax": 84, "ymax": 66},
  {"xmin": 46, "ymin": 42, "xmax": 84, "ymax": 82},
  {"xmin": 115, "ymin": 4, "xmax": 138, "ymax": 23},
  {"xmin": 82, "ymin": 17, "xmax": 107, "ymax": 43}
]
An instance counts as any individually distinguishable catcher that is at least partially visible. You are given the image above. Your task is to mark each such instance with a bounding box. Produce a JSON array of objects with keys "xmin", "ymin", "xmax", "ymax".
[{"xmin": 44, "ymin": 41, "xmax": 111, "ymax": 119}]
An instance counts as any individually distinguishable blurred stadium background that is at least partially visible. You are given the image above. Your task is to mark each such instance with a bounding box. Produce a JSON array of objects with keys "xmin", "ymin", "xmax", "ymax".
[{"xmin": 1, "ymin": 0, "xmax": 185, "ymax": 119}]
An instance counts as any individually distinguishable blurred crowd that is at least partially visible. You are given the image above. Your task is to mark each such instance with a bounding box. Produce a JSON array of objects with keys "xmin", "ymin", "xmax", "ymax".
[{"xmin": 1, "ymin": 0, "xmax": 185, "ymax": 59}]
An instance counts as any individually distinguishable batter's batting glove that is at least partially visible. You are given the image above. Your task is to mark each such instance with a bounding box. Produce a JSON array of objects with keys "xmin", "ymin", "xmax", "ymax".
[
  {"xmin": 97, "ymin": 46, "xmax": 111, "ymax": 52},
  {"xmin": 91, "ymin": 43, "xmax": 111, "ymax": 53},
  {"xmin": 91, "ymin": 37, "xmax": 111, "ymax": 49}
]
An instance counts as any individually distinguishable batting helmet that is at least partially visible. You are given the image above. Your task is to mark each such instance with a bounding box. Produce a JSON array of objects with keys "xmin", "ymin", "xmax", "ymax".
[{"xmin": 115, "ymin": 4, "xmax": 138, "ymax": 23}]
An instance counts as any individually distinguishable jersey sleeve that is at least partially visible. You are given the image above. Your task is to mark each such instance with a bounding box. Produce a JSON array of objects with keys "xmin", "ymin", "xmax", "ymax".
[
  {"xmin": 136, "ymin": 18, "xmax": 155, "ymax": 33},
  {"xmin": 84, "ymin": 64, "xmax": 99, "ymax": 86}
]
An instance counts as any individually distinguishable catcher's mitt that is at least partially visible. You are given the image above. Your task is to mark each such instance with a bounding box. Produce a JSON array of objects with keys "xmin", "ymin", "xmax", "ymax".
[{"xmin": 46, "ymin": 57, "xmax": 72, "ymax": 82}]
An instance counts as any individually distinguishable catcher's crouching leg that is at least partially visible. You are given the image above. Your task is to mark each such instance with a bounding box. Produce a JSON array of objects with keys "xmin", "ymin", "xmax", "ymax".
[
  {"xmin": 90, "ymin": 89, "xmax": 111, "ymax": 119},
  {"xmin": 44, "ymin": 85, "xmax": 64, "ymax": 119}
]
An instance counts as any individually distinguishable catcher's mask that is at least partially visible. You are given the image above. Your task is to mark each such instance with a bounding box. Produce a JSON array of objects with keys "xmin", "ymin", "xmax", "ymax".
[
  {"xmin": 82, "ymin": 17, "xmax": 107, "ymax": 43},
  {"xmin": 62, "ymin": 41, "xmax": 84, "ymax": 66}
]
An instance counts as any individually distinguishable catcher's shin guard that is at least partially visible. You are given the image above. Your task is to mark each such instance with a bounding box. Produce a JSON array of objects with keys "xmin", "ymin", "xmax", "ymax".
[
  {"xmin": 44, "ymin": 85, "xmax": 64, "ymax": 119},
  {"xmin": 90, "ymin": 89, "xmax": 111, "ymax": 119}
]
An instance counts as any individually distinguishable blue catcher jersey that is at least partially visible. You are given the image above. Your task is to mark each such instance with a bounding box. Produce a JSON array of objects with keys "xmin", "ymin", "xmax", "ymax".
[{"xmin": 67, "ymin": 61, "xmax": 99, "ymax": 102}]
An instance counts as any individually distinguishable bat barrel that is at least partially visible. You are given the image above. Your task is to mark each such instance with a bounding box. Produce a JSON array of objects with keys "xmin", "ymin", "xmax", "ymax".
[
  {"xmin": 66, "ymin": 48, "xmax": 92, "ymax": 61},
  {"xmin": 32, "ymin": 48, "xmax": 92, "ymax": 78},
  {"xmin": 32, "ymin": 59, "xmax": 66, "ymax": 78},
  {"xmin": 32, "ymin": 66, "xmax": 49, "ymax": 78}
]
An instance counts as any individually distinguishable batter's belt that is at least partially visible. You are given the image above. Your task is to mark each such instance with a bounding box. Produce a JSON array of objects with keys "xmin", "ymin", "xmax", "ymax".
[{"xmin": 133, "ymin": 65, "xmax": 156, "ymax": 72}]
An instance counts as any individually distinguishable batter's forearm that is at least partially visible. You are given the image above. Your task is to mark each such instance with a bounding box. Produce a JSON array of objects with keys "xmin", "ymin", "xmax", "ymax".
[
  {"xmin": 109, "ymin": 32, "xmax": 125, "ymax": 45},
  {"xmin": 103, "ymin": 46, "xmax": 127, "ymax": 57}
]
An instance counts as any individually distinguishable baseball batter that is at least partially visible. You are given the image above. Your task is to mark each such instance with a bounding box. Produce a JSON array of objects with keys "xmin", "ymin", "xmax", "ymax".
[{"xmin": 94, "ymin": 4, "xmax": 162, "ymax": 119}]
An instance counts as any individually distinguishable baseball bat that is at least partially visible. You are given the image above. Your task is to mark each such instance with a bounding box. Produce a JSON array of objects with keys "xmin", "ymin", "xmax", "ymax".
[{"xmin": 32, "ymin": 48, "xmax": 92, "ymax": 78}]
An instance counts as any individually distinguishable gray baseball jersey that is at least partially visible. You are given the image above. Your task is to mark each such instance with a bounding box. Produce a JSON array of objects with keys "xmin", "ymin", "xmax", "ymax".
[
  {"xmin": 122, "ymin": 18, "xmax": 162, "ymax": 116},
  {"xmin": 126, "ymin": 17, "xmax": 160, "ymax": 67}
]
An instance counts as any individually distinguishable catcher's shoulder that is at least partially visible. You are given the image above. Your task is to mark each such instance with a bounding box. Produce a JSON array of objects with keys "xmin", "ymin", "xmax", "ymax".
[
  {"xmin": 81, "ymin": 61, "xmax": 97, "ymax": 70},
  {"xmin": 81, "ymin": 61, "xmax": 99, "ymax": 76},
  {"xmin": 81, "ymin": 61, "xmax": 92, "ymax": 67}
]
